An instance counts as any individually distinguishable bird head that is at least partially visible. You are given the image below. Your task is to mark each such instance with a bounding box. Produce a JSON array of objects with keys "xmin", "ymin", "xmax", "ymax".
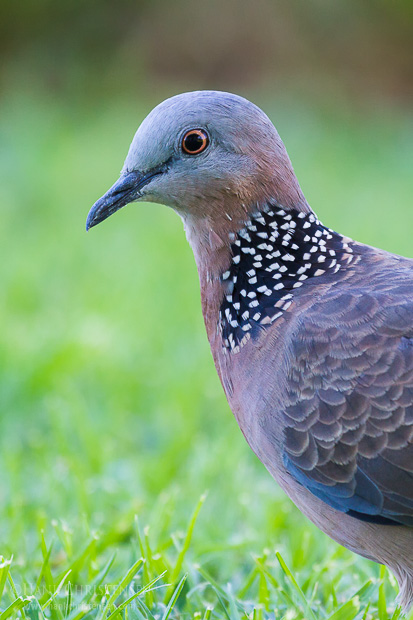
[{"xmin": 86, "ymin": 91, "xmax": 308, "ymax": 236}]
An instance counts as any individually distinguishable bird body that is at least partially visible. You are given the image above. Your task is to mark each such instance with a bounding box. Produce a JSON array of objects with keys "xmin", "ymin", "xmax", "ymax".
[{"xmin": 87, "ymin": 91, "xmax": 413, "ymax": 611}]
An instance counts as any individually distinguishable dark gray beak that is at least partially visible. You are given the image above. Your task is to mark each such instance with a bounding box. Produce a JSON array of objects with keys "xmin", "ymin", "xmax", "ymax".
[{"xmin": 86, "ymin": 169, "xmax": 161, "ymax": 231}]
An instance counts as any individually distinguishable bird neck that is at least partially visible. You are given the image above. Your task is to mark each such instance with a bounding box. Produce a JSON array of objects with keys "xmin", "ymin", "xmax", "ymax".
[{"xmin": 183, "ymin": 199, "xmax": 355, "ymax": 356}]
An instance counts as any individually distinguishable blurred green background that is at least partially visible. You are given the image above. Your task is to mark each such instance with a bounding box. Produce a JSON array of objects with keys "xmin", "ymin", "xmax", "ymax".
[{"xmin": 0, "ymin": 1, "xmax": 413, "ymax": 618}]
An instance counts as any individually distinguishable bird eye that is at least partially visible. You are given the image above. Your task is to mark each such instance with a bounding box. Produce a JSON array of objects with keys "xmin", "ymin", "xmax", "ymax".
[{"xmin": 182, "ymin": 129, "xmax": 209, "ymax": 155}]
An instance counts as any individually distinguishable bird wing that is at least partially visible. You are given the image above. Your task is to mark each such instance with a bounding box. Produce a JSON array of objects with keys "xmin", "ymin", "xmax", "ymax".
[{"xmin": 280, "ymin": 279, "xmax": 413, "ymax": 526}]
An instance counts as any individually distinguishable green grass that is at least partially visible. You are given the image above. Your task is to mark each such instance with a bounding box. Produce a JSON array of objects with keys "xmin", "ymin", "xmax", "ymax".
[{"xmin": 0, "ymin": 88, "xmax": 412, "ymax": 619}]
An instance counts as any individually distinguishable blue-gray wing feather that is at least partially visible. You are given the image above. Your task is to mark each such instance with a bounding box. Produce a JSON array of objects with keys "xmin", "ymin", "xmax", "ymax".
[{"xmin": 282, "ymin": 279, "xmax": 413, "ymax": 526}]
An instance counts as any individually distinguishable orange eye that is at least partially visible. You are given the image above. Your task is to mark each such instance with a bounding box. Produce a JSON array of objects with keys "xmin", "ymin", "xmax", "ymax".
[{"xmin": 182, "ymin": 129, "xmax": 209, "ymax": 155}]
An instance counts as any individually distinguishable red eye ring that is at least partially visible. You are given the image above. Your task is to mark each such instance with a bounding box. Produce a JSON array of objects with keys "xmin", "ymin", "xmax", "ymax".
[{"xmin": 182, "ymin": 129, "xmax": 209, "ymax": 155}]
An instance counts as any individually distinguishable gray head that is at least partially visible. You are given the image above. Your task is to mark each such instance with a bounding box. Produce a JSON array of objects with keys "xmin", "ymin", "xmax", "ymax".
[{"xmin": 86, "ymin": 91, "xmax": 308, "ymax": 232}]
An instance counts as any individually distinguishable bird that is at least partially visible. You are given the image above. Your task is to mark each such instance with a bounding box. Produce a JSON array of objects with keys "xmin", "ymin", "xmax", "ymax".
[{"xmin": 86, "ymin": 91, "xmax": 413, "ymax": 612}]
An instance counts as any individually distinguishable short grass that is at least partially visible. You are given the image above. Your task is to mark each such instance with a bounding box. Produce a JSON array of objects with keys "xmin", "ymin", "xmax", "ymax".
[{"xmin": 0, "ymin": 88, "xmax": 412, "ymax": 619}]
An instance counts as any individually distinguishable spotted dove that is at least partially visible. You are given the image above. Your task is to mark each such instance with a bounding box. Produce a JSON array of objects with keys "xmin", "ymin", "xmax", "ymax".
[{"xmin": 86, "ymin": 91, "xmax": 413, "ymax": 612}]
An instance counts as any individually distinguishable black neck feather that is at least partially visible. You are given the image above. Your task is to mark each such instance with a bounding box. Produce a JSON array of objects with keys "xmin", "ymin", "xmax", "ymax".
[{"xmin": 219, "ymin": 202, "xmax": 354, "ymax": 353}]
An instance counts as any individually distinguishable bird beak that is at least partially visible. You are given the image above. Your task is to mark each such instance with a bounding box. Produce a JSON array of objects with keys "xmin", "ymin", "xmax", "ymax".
[{"xmin": 86, "ymin": 169, "xmax": 160, "ymax": 230}]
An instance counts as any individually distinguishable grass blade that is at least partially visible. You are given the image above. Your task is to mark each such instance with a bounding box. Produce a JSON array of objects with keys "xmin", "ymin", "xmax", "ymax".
[
  {"xmin": 95, "ymin": 558, "xmax": 144, "ymax": 620},
  {"xmin": 105, "ymin": 571, "xmax": 167, "ymax": 620},
  {"xmin": 0, "ymin": 597, "xmax": 33, "ymax": 620},
  {"xmin": 42, "ymin": 570, "xmax": 71, "ymax": 611},
  {"xmin": 202, "ymin": 607, "xmax": 213, "ymax": 620},
  {"xmin": 377, "ymin": 566, "xmax": 387, "ymax": 620},
  {"xmin": 64, "ymin": 582, "xmax": 72, "ymax": 618},
  {"xmin": 0, "ymin": 558, "xmax": 12, "ymax": 604},
  {"xmin": 164, "ymin": 493, "xmax": 205, "ymax": 602},
  {"xmin": 276, "ymin": 551, "xmax": 317, "ymax": 620},
  {"xmin": 67, "ymin": 552, "xmax": 116, "ymax": 620},
  {"xmin": 39, "ymin": 532, "xmax": 54, "ymax": 595},
  {"xmin": 161, "ymin": 574, "xmax": 187, "ymax": 620},
  {"xmin": 326, "ymin": 598, "xmax": 360, "ymax": 620}
]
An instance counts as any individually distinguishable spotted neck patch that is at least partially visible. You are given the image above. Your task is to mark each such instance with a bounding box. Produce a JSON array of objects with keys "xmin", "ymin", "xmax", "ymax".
[{"xmin": 219, "ymin": 203, "xmax": 355, "ymax": 353}]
